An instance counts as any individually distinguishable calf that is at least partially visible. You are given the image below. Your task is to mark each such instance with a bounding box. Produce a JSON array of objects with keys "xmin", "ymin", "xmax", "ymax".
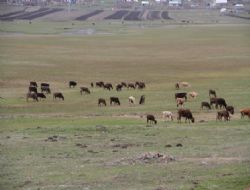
[
  {"xmin": 128, "ymin": 96, "xmax": 136, "ymax": 104},
  {"xmin": 110, "ymin": 97, "xmax": 120, "ymax": 106},
  {"xmin": 147, "ymin": 114, "xmax": 157, "ymax": 124},
  {"xmin": 240, "ymin": 108, "xmax": 250, "ymax": 119},
  {"xmin": 162, "ymin": 111, "xmax": 174, "ymax": 121},
  {"xmin": 216, "ymin": 110, "xmax": 230, "ymax": 121},
  {"xmin": 177, "ymin": 109, "xmax": 195, "ymax": 123},
  {"xmin": 69, "ymin": 81, "xmax": 77, "ymax": 88},
  {"xmin": 80, "ymin": 87, "xmax": 90, "ymax": 95},
  {"xmin": 201, "ymin": 101, "xmax": 211, "ymax": 110},
  {"xmin": 188, "ymin": 91, "xmax": 198, "ymax": 99},
  {"xmin": 98, "ymin": 98, "xmax": 106, "ymax": 106},
  {"xmin": 53, "ymin": 92, "xmax": 64, "ymax": 101}
]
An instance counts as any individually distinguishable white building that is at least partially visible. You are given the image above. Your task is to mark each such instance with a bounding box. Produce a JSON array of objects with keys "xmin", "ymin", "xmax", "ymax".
[{"xmin": 169, "ymin": 0, "xmax": 182, "ymax": 6}]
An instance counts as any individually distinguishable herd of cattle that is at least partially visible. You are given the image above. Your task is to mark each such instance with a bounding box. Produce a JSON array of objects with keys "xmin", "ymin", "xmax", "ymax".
[{"xmin": 26, "ymin": 80, "xmax": 250, "ymax": 124}]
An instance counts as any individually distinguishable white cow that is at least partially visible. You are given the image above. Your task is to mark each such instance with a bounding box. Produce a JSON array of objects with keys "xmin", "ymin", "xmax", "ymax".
[
  {"xmin": 162, "ymin": 111, "xmax": 174, "ymax": 121},
  {"xmin": 128, "ymin": 96, "xmax": 136, "ymax": 105}
]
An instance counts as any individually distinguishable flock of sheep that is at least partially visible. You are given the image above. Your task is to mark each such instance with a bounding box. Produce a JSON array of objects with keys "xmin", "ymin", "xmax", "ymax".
[{"xmin": 26, "ymin": 80, "xmax": 250, "ymax": 124}]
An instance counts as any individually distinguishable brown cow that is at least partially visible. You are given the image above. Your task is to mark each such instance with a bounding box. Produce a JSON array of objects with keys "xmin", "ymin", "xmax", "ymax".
[
  {"xmin": 53, "ymin": 92, "xmax": 64, "ymax": 101},
  {"xmin": 177, "ymin": 109, "xmax": 195, "ymax": 123},
  {"xmin": 26, "ymin": 92, "xmax": 38, "ymax": 102},
  {"xmin": 98, "ymin": 98, "xmax": 106, "ymax": 106},
  {"xmin": 80, "ymin": 87, "xmax": 90, "ymax": 95},
  {"xmin": 216, "ymin": 110, "xmax": 230, "ymax": 121},
  {"xmin": 240, "ymin": 108, "xmax": 250, "ymax": 119}
]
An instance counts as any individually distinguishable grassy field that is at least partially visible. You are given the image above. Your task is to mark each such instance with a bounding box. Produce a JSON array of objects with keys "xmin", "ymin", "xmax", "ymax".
[{"xmin": 0, "ymin": 23, "xmax": 250, "ymax": 190}]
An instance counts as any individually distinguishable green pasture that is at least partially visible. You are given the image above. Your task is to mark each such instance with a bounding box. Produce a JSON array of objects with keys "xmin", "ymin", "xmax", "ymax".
[{"xmin": 0, "ymin": 24, "xmax": 250, "ymax": 189}]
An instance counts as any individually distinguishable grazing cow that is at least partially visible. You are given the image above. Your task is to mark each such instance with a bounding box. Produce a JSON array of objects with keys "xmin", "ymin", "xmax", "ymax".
[
  {"xmin": 30, "ymin": 81, "xmax": 37, "ymax": 87},
  {"xmin": 104, "ymin": 83, "xmax": 113, "ymax": 91},
  {"xmin": 29, "ymin": 86, "xmax": 37, "ymax": 94},
  {"xmin": 209, "ymin": 89, "xmax": 217, "ymax": 97},
  {"xmin": 240, "ymin": 108, "xmax": 250, "ymax": 119},
  {"xmin": 116, "ymin": 84, "xmax": 123, "ymax": 91},
  {"xmin": 215, "ymin": 98, "xmax": 227, "ymax": 109},
  {"xmin": 26, "ymin": 92, "xmax": 38, "ymax": 102},
  {"xmin": 188, "ymin": 91, "xmax": 198, "ymax": 99},
  {"xmin": 216, "ymin": 110, "xmax": 230, "ymax": 121},
  {"xmin": 53, "ymin": 92, "xmax": 64, "ymax": 101},
  {"xmin": 121, "ymin": 82, "xmax": 127, "ymax": 88},
  {"xmin": 139, "ymin": 95, "xmax": 145, "ymax": 105},
  {"xmin": 201, "ymin": 101, "xmax": 211, "ymax": 110},
  {"xmin": 96, "ymin": 81, "xmax": 104, "ymax": 88},
  {"xmin": 176, "ymin": 98, "xmax": 185, "ymax": 107},
  {"xmin": 80, "ymin": 87, "xmax": 90, "ymax": 95},
  {"xmin": 175, "ymin": 92, "xmax": 187, "ymax": 101},
  {"xmin": 226, "ymin": 106, "xmax": 234, "ymax": 115},
  {"xmin": 69, "ymin": 81, "xmax": 77, "ymax": 88},
  {"xmin": 37, "ymin": 92, "xmax": 46, "ymax": 100},
  {"xmin": 177, "ymin": 109, "xmax": 195, "ymax": 123},
  {"xmin": 127, "ymin": 83, "xmax": 135, "ymax": 89},
  {"xmin": 147, "ymin": 114, "xmax": 157, "ymax": 124},
  {"xmin": 98, "ymin": 98, "xmax": 106, "ymax": 106},
  {"xmin": 135, "ymin": 82, "xmax": 145, "ymax": 89},
  {"xmin": 162, "ymin": 111, "xmax": 174, "ymax": 121},
  {"xmin": 110, "ymin": 97, "xmax": 120, "ymax": 106},
  {"xmin": 128, "ymin": 96, "xmax": 136, "ymax": 104},
  {"xmin": 41, "ymin": 86, "xmax": 51, "ymax": 94}
]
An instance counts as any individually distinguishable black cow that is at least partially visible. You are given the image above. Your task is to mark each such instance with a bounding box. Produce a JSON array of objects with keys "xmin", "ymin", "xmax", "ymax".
[
  {"xmin": 147, "ymin": 114, "xmax": 157, "ymax": 124},
  {"xmin": 91, "ymin": 82, "xmax": 94, "ymax": 88},
  {"xmin": 217, "ymin": 110, "xmax": 230, "ymax": 121},
  {"xmin": 30, "ymin": 81, "xmax": 37, "ymax": 87},
  {"xmin": 98, "ymin": 98, "xmax": 106, "ymax": 106},
  {"xmin": 96, "ymin": 81, "xmax": 104, "ymax": 88},
  {"xmin": 210, "ymin": 97, "xmax": 217, "ymax": 108},
  {"xmin": 110, "ymin": 97, "xmax": 120, "ymax": 106},
  {"xmin": 37, "ymin": 93, "xmax": 46, "ymax": 100},
  {"xmin": 80, "ymin": 87, "xmax": 90, "ymax": 95},
  {"xmin": 175, "ymin": 92, "xmax": 187, "ymax": 101},
  {"xmin": 104, "ymin": 83, "xmax": 113, "ymax": 91},
  {"xmin": 29, "ymin": 86, "xmax": 37, "ymax": 94},
  {"xmin": 53, "ymin": 92, "xmax": 64, "ymax": 101},
  {"xmin": 26, "ymin": 92, "xmax": 38, "ymax": 102},
  {"xmin": 41, "ymin": 86, "xmax": 51, "ymax": 94},
  {"xmin": 209, "ymin": 89, "xmax": 217, "ymax": 97},
  {"xmin": 135, "ymin": 82, "xmax": 145, "ymax": 89},
  {"xmin": 121, "ymin": 82, "xmax": 127, "ymax": 87},
  {"xmin": 127, "ymin": 83, "xmax": 135, "ymax": 89},
  {"xmin": 139, "ymin": 95, "xmax": 145, "ymax": 105},
  {"xmin": 116, "ymin": 84, "xmax": 123, "ymax": 91},
  {"xmin": 201, "ymin": 101, "xmax": 211, "ymax": 110},
  {"xmin": 69, "ymin": 81, "xmax": 77, "ymax": 88},
  {"xmin": 215, "ymin": 98, "xmax": 227, "ymax": 109},
  {"xmin": 177, "ymin": 109, "xmax": 195, "ymax": 123}
]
